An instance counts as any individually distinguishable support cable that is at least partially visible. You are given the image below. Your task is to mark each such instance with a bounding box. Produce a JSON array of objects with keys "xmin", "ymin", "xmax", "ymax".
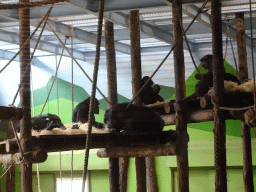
[
  {"xmin": 0, "ymin": 4, "xmax": 53, "ymax": 74},
  {"xmin": 11, "ymin": 6, "xmax": 53, "ymax": 105},
  {"xmin": 82, "ymin": 0, "xmax": 105, "ymax": 191},
  {"xmin": 70, "ymin": 25, "xmax": 74, "ymax": 192},
  {"xmin": 36, "ymin": 8, "xmax": 110, "ymax": 105},
  {"xmin": 40, "ymin": 37, "xmax": 68, "ymax": 115},
  {"xmin": 129, "ymin": 0, "xmax": 209, "ymax": 106}
]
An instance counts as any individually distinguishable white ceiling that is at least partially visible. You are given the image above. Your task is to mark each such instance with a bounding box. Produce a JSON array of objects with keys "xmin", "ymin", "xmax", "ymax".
[{"xmin": 0, "ymin": 0, "xmax": 256, "ymax": 106}]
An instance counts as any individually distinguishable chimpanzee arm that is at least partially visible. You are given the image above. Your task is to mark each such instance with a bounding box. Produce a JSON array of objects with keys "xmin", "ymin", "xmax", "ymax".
[{"xmin": 93, "ymin": 121, "xmax": 105, "ymax": 129}]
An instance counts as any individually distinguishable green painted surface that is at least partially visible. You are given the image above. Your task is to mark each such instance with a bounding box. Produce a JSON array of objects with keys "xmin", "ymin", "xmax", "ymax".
[{"xmin": 8, "ymin": 61, "xmax": 256, "ymax": 191}]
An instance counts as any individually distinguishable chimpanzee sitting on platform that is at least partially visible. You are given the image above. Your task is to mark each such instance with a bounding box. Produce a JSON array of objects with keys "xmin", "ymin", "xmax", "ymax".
[
  {"xmin": 71, "ymin": 97, "xmax": 104, "ymax": 129},
  {"xmin": 16, "ymin": 113, "xmax": 66, "ymax": 132},
  {"xmin": 104, "ymin": 102, "xmax": 164, "ymax": 135},
  {"xmin": 141, "ymin": 76, "xmax": 164, "ymax": 105},
  {"xmin": 181, "ymin": 54, "xmax": 240, "ymax": 103}
]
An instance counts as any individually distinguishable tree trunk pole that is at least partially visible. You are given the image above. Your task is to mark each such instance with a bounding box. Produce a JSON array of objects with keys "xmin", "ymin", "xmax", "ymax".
[
  {"xmin": 235, "ymin": 12, "xmax": 248, "ymax": 84},
  {"xmin": 235, "ymin": 12, "xmax": 254, "ymax": 192},
  {"xmin": 211, "ymin": 0, "xmax": 227, "ymax": 191},
  {"xmin": 129, "ymin": 9, "xmax": 147, "ymax": 192},
  {"xmin": 105, "ymin": 20, "xmax": 120, "ymax": 192},
  {"xmin": 172, "ymin": 1, "xmax": 189, "ymax": 192},
  {"xmin": 146, "ymin": 157, "xmax": 158, "ymax": 192},
  {"xmin": 19, "ymin": 0, "xmax": 32, "ymax": 191}
]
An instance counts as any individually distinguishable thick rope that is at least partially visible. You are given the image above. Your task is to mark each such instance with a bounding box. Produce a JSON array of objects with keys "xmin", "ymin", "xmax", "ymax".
[
  {"xmin": 250, "ymin": 0, "xmax": 256, "ymax": 109},
  {"xmin": 40, "ymin": 37, "xmax": 68, "ymax": 115},
  {"xmin": 0, "ymin": 4, "xmax": 53, "ymax": 74},
  {"xmin": 129, "ymin": 0, "xmax": 209, "ymax": 106},
  {"xmin": 31, "ymin": 61, "xmax": 42, "ymax": 192},
  {"xmin": 59, "ymin": 151, "xmax": 62, "ymax": 192},
  {"xmin": 12, "ymin": 5, "xmax": 53, "ymax": 105},
  {"xmin": 82, "ymin": 0, "xmax": 105, "ymax": 191},
  {"xmin": 9, "ymin": 120, "xmax": 24, "ymax": 157},
  {"xmin": 36, "ymin": 8, "xmax": 110, "ymax": 105},
  {"xmin": 70, "ymin": 25, "xmax": 74, "ymax": 192}
]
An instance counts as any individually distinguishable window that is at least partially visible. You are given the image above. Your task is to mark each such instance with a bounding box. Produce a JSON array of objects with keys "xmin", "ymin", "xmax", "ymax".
[{"xmin": 56, "ymin": 177, "xmax": 87, "ymax": 192}]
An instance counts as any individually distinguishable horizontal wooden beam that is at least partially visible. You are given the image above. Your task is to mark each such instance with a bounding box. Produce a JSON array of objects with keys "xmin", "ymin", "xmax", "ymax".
[
  {"xmin": 162, "ymin": 109, "xmax": 214, "ymax": 125},
  {"xmin": 97, "ymin": 142, "xmax": 176, "ymax": 158},
  {"xmin": 4, "ymin": 130, "xmax": 177, "ymax": 154},
  {"xmin": 0, "ymin": 106, "xmax": 23, "ymax": 121},
  {"xmin": 0, "ymin": 150, "xmax": 47, "ymax": 164}
]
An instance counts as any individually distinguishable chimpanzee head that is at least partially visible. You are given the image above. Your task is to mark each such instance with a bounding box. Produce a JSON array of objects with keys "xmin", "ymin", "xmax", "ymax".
[
  {"xmin": 200, "ymin": 54, "xmax": 212, "ymax": 70},
  {"xmin": 141, "ymin": 76, "xmax": 154, "ymax": 86}
]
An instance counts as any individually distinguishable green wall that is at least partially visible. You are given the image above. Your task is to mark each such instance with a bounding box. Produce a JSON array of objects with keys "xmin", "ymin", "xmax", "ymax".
[{"xmin": 4, "ymin": 60, "xmax": 256, "ymax": 192}]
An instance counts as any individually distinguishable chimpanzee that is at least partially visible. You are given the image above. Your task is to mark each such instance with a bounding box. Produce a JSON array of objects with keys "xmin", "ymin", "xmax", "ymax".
[
  {"xmin": 16, "ymin": 113, "xmax": 66, "ymax": 132},
  {"xmin": 104, "ymin": 102, "xmax": 164, "ymax": 135},
  {"xmin": 181, "ymin": 54, "xmax": 240, "ymax": 103},
  {"xmin": 141, "ymin": 76, "xmax": 164, "ymax": 105},
  {"xmin": 71, "ymin": 97, "xmax": 104, "ymax": 129}
]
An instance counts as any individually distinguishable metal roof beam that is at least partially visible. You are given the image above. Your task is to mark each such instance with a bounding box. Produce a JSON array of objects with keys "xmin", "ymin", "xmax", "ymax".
[
  {"xmin": 0, "ymin": 29, "xmax": 85, "ymax": 60},
  {"xmin": 31, "ymin": 19, "xmax": 131, "ymax": 55},
  {"xmin": 66, "ymin": 0, "xmax": 195, "ymax": 51},
  {"xmin": 182, "ymin": 4, "xmax": 255, "ymax": 51},
  {"xmin": 67, "ymin": 0, "xmax": 206, "ymax": 12}
]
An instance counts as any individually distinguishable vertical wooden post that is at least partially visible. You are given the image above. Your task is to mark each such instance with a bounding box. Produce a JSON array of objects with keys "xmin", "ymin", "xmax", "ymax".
[
  {"xmin": 172, "ymin": 1, "xmax": 189, "ymax": 192},
  {"xmin": 105, "ymin": 20, "xmax": 120, "ymax": 192},
  {"xmin": 145, "ymin": 157, "xmax": 158, "ymax": 192},
  {"xmin": 235, "ymin": 12, "xmax": 255, "ymax": 192},
  {"xmin": 211, "ymin": 0, "xmax": 227, "ymax": 191},
  {"xmin": 236, "ymin": 12, "xmax": 248, "ymax": 83},
  {"xmin": 6, "ymin": 122, "xmax": 15, "ymax": 192},
  {"xmin": 119, "ymin": 157, "xmax": 129, "ymax": 192},
  {"xmin": 19, "ymin": 0, "xmax": 32, "ymax": 191},
  {"xmin": 129, "ymin": 10, "xmax": 146, "ymax": 192}
]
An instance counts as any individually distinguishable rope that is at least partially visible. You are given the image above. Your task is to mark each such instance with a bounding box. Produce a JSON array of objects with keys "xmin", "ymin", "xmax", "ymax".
[
  {"xmin": 36, "ymin": 164, "xmax": 42, "ymax": 192},
  {"xmin": 129, "ymin": 0, "xmax": 209, "ymax": 106},
  {"xmin": 11, "ymin": 5, "xmax": 53, "ymax": 105},
  {"xmin": 225, "ymin": 15, "xmax": 239, "ymax": 74},
  {"xmin": 82, "ymin": 0, "xmax": 105, "ymax": 191},
  {"xmin": 36, "ymin": 8, "xmax": 110, "ymax": 105},
  {"xmin": 40, "ymin": 37, "xmax": 68, "ymax": 115},
  {"xmin": 59, "ymin": 151, "xmax": 63, "ymax": 192},
  {"xmin": 31, "ymin": 61, "xmax": 42, "ymax": 192},
  {"xmin": 9, "ymin": 120, "xmax": 24, "ymax": 157},
  {"xmin": 0, "ymin": 164, "xmax": 14, "ymax": 180},
  {"xmin": 211, "ymin": 96, "xmax": 256, "ymax": 111},
  {"xmin": 0, "ymin": 4, "xmax": 53, "ymax": 74},
  {"xmin": 250, "ymin": 0, "xmax": 256, "ymax": 109},
  {"xmin": 70, "ymin": 25, "xmax": 74, "ymax": 192}
]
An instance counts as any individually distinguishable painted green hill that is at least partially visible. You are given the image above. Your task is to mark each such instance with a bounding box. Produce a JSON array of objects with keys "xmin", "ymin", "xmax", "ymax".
[{"xmin": 31, "ymin": 76, "xmax": 89, "ymax": 107}]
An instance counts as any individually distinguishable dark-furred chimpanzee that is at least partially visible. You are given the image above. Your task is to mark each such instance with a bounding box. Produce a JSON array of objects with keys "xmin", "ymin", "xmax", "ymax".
[
  {"xmin": 16, "ymin": 113, "xmax": 66, "ymax": 132},
  {"xmin": 181, "ymin": 54, "xmax": 240, "ymax": 103},
  {"xmin": 104, "ymin": 102, "xmax": 164, "ymax": 135},
  {"xmin": 71, "ymin": 97, "xmax": 104, "ymax": 129},
  {"xmin": 141, "ymin": 76, "xmax": 164, "ymax": 105}
]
